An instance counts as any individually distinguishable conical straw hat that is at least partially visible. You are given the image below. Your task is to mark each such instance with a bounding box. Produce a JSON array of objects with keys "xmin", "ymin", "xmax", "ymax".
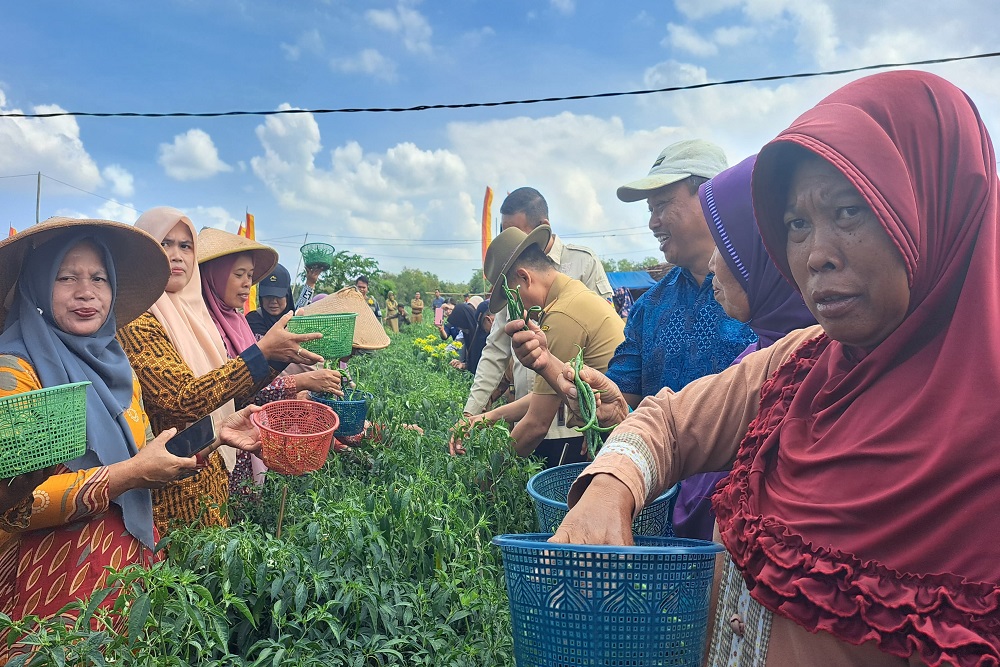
[
  {"xmin": 297, "ymin": 286, "xmax": 390, "ymax": 350},
  {"xmin": 0, "ymin": 217, "xmax": 169, "ymax": 330},
  {"xmin": 196, "ymin": 227, "xmax": 278, "ymax": 286}
]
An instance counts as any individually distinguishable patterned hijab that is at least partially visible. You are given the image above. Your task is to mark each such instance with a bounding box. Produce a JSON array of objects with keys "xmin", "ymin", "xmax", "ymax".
[
  {"xmin": 0, "ymin": 233, "xmax": 154, "ymax": 549},
  {"xmin": 699, "ymin": 154, "xmax": 816, "ymax": 347},
  {"xmin": 715, "ymin": 71, "xmax": 1000, "ymax": 664}
]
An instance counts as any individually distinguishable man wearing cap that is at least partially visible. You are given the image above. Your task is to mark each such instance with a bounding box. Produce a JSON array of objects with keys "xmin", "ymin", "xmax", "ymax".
[
  {"xmin": 607, "ymin": 139, "xmax": 755, "ymax": 407},
  {"xmin": 465, "ymin": 226, "xmax": 624, "ymax": 468},
  {"xmin": 452, "ymin": 187, "xmax": 612, "ymax": 457}
]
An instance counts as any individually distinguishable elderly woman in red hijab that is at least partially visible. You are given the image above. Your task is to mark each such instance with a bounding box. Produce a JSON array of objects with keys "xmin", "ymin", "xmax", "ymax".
[{"xmin": 508, "ymin": 70, "xmax": 1000, "ymax": 666}]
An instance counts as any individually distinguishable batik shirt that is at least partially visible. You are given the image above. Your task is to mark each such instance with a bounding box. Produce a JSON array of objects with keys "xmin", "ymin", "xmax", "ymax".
[{"xmin": 606, "ymin": 267, "xmax": 756, "ymax": 397}]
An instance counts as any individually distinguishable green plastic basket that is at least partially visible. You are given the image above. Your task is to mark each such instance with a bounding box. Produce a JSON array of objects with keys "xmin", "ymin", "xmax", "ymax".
[
  {"xmin": 0, "ymin": 381, "xmax": 90, "ymax": 478},
  {"xmin": 300, "ymin": 243, "xmax": 335, "ymax": 270},
  {"xmin": 287, "ymin": 313, "xmax": 357, "ymax": 361}
]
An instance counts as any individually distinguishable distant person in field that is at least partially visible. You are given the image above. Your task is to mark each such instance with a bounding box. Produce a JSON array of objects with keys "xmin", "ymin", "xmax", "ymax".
[{"xmin": 410, "ymin": 292, "xmax": 424, "ymax": 324}]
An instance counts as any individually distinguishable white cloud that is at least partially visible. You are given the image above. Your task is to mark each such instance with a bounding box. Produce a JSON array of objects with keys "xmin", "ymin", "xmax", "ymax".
[
  {"xmin": 674, "ymin": 0, "xmax": 742, "ymax": 21},
  {"xmin": 459, "ymin": 26, "xmax": 495, "ymax": 48},
  {"xmin": 330, "ymin": 49, "xmax": 398, "ymax": 82},
  {"xmin": 186, "ymin": 206, "xmax": 242, "ymax": 233},
  {"xmin": 281, "ymin": 29, "xmax": 324, "ymax": 61},
  {"xmin": 551, "ymin": 0, "xmax": 575, "ymax": 15},
  {"xmin": 713, "ymin": 25, "xmax": 756, "ymax": 47},
  {"xmin": 366, "ymin": 3, "xmax": 432, "ymax": 55},
  {"xmin": 101, "ymin": 164, "xmax": 134, "ymax": 198},
  {"xmin": 250, "ymin": 108, "xmax": 698, "ymax": 270},
  {"xmin": 664, "ymin": 23, "xmax": 718, "ymax": 57},
  {"xmin": 158, "ymin": 129, "xmax": 232, "ymax": 181},
  {"xmin": 250, "ymin": 105, "xmax": 468, "ymax": 248},
  {"xmin": 95, "ymin": 200, "xmax": 139, "ymax": 224},
  {"xmin": 0, "ymin": 97, "xmax": 102, "ymax": 194},
  {"xmin": 643, "ymin": 60, "xmax": 710, "ymax": 88}
]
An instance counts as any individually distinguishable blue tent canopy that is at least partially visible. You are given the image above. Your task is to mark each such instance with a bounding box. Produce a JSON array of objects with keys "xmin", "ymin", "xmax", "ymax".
[{"xmin": 607, "ymin": 271, "xmax": 656, "ymax": 291}]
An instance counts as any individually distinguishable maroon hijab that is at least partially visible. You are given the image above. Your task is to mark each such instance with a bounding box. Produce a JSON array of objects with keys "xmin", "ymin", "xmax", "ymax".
[{"xmin": 715, "ymin": 70, "xmax": 1000, "ymax": 665}]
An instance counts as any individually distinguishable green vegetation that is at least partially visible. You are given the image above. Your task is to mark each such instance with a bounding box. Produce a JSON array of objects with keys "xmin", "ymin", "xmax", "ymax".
[
  {"xmin": 0, "ymin": 325, "xmax": 539, "ymax": 666},
  {"xmin": 600, "ymin": 256, "xmax": 662, "ymax": 273}
]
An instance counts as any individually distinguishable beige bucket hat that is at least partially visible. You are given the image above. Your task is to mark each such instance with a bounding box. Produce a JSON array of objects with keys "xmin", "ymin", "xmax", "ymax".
[{"xmin": 484, "ymin": 225, "xmax": 552, "ymax": 314}]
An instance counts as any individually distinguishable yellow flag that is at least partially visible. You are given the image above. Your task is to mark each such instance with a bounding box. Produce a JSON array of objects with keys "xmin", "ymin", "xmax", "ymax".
[{"xmin": 240, "ymin": 213, "xmax": 257, "ymax": 313}]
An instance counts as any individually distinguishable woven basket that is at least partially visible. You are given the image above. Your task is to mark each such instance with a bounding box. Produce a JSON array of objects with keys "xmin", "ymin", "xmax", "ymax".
[
  {"xmin": 286, "ymin": 313, "xmax": 357, "ymax": 360},
  {"xmin": 300, "ymin": 242, "xmax": 335, "ymax": 270},
  {"xmin": 493, "ymin": 534, "xmax": 723, "ymax": 667},
  {"xmin": 308, "ymin": 389, "xmax": 372, "ymax": 438},
  {"xmin": 527, "ymin": 461, "xmax": 679, "ymax": 536},
  {"xmin": 251, "ymin": 400, "xmax": 339, "ymax": 475},
  {"xmin": 0, "ymin": 381, "xmax": 90, "ymax": 478}
]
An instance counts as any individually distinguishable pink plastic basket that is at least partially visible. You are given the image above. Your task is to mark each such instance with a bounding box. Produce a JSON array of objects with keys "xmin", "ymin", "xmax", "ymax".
[{"xmin": 251, "ymin": 400, "xmax": 339, "ymax": 475}]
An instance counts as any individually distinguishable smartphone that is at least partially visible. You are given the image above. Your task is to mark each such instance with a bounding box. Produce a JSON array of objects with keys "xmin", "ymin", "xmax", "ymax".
[{"xmin": 165, "ymin": 414, "xmax": 217, "ymax": 458}]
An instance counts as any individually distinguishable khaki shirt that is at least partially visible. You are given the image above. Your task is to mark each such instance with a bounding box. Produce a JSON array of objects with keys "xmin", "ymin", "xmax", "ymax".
[
  {"xmin": 464, "ymin": 234, "xmax": 613, "ymax": 439},
  {"xmin": 531, "ymin": 273, "xmax": 624, "ymax": 396},
  {"xmin": 410, "ymin": 298, "xmax": 424, "ymax": 314}
]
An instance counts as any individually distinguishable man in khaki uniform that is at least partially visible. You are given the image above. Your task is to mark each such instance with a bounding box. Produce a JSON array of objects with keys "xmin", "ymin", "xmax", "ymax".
[
  {"xmin": 410, "ymin": 292, "xmax": 424, "ymax": 324},
  {"xmin": 452, "ymin": 187, "xmax": 612, "ymax": 457},
  {"xmin": 463, "ymin": 226, "xmax": 624, "ymax": 468}
]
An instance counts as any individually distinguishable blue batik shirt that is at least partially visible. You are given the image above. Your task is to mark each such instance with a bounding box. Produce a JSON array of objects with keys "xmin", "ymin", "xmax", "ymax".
[{"xmin": 606, "ymin": 267, "xmax": 757, "ymax": 397}]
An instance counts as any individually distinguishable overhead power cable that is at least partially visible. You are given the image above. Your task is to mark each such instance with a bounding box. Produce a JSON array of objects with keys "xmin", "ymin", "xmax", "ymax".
[{"xmin": 2, "ymin": 51, "xmax": 998, "ymax": 119}]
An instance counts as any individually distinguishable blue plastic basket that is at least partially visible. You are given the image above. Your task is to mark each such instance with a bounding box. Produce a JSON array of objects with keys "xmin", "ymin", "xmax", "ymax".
[
  {"xmin": 492, "ymin": 534, "xmax": 723, "ymax": 667},
  {"xmin": 527, "ymin": 462, "xmax": 679, "ymax": 536},
  {"xmin": 308, "ymin": 389, "xmax": 372, "ymax": 437}
]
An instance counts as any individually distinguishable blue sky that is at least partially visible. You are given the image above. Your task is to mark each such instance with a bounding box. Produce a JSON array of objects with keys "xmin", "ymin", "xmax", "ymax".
[{"xmin": 1, "ymin": 0, "xmax": 998, "ymax": 282}]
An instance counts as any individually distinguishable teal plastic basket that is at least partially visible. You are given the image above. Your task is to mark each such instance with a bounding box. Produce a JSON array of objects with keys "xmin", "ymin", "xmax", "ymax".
[
  {"xmin": 286, "ymin": 313, "xmax": 357, "ymax": 361},
  {"xmin": 527, "ymin": 462, "xmax": 679, "ymax": 536},
  {"xmin": 492, "ymin": 534, "xmax": 723, "ymax": 667},
  {"xmin": 0, "ymin": 381, "xmax": 91, "ymax": 478},
  {"xmin": 308, "ymin": 388, "xmax": 372, "ymax": 438}
]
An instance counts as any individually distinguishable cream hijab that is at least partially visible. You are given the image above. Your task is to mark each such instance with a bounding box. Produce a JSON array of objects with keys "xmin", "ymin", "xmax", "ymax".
[{"xmin": 133, "ymin": 207, "xmax": 238, "ymax": 470}]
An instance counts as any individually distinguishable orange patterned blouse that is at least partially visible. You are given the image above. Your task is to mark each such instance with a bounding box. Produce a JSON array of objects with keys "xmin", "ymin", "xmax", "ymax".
[{"xmin": 0, "ymin": 354, "xmax": 158, "ymax": 646}]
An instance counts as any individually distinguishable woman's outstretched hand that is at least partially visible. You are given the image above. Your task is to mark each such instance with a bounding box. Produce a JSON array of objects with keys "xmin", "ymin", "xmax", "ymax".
[
  {"xmin": 257, "ymin": 311, "xmax": 324, "ymax": 365},
  {"xmin": 217, "ymin": 405, "xmax": 263, "ymax": 455}
]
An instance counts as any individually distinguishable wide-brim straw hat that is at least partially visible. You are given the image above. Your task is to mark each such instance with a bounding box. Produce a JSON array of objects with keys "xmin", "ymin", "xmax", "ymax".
[
  {"xmin": 196, "ymin": 227, "xmax": 278, "ymax": 286},
  {"xmin": 296, "ymin": 286, "xmax": 390, "ymax": 350},
  {"xmin": 0, "ymin": 217, "xmax": 169, "ymax": 330}
]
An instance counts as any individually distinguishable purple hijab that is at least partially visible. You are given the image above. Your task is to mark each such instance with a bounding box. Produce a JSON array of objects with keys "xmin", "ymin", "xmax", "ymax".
[
  {"xmin": 201, "ymin": 254, "xmax": 258, "ymax": 358},
  {"xmin": 699, "ymin": 154, "xmax": 816, "ymax": 347},
  {"xmin": 672, "ymin": 155, "xmax": 817, "ymax": 541}
]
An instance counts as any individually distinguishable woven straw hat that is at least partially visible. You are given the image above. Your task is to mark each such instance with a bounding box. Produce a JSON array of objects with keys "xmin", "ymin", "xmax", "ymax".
[
  {"xmin": 0, "ymin": 217, "xmax": 169, "ymax": 330},
  {"xmin": 297, "ymin": 286, "xmax": 390, "ymax": 350},
  {"xmin": 196, "ymin": 227, "xmax": 278, "ymax": 286}
]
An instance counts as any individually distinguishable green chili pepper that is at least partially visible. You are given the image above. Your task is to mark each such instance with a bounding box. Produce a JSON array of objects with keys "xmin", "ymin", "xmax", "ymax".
[
  {"xmin": 571, "ymin": 345, "xmax": 615, "ymax": 458},
  {"xmin": 502, "ymin": 275, "xmax": 542, "ymax": 330}
]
